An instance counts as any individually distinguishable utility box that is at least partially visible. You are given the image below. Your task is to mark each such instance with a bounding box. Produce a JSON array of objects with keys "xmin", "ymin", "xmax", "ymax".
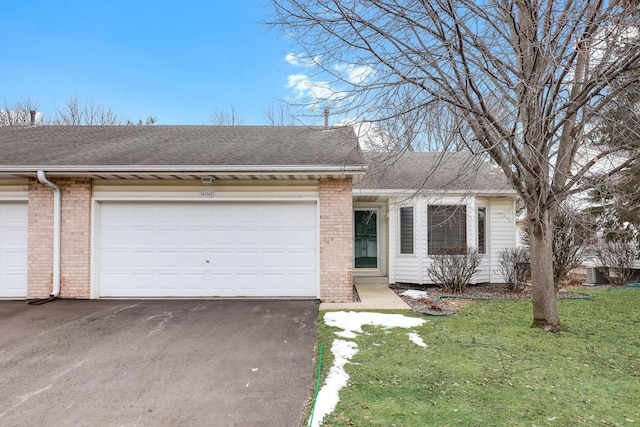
[{"xmin": 585, "ymin": 267, "xmax": 609, "ymax": 285}]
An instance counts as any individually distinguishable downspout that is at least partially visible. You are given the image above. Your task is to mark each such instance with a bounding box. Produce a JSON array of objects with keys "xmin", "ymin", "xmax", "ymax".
[{"xmin": 37, "ymin": 170, "xmax": 61, "ymax": 298}]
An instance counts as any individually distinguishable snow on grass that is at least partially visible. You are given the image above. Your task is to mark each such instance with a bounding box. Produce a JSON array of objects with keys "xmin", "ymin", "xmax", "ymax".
[
  {"xmin": 408, "ymin": 332, "xmax": 427, "ymax": 348},
  {"xmin": 310, "ymin": 339, "xmax": 358, "ymax": 427},
  {"xmin": 324, "ymin": 311, "xmax": 426, "ymax": 339},
  {"xmin": 310, "ymin": 312, "xmax": 426, "ymax": 426},
  {"xmin": 400, "ymin": 289, "xmax": 429, "ymax": 299}
]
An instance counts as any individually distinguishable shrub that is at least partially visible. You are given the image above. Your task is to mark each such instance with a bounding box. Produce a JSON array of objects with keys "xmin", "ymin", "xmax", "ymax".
[
  {"xmin": 427, "ymin": 247, "xmax": 483, "ymax": 294},
  {"xmin": 497, "ymin": 247, "xmax": 530, "ymax": 293},
  {"xmin": 592, "ymin": 241, "xmax": 637, "ymax": 285},
  {"xmin": 521, "ymin": 204, "xmax": 591, "ymax": 290}
]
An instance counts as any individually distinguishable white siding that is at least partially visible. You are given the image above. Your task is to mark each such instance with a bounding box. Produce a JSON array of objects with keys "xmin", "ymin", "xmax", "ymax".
[
  {"xmin": 385, "ymin": 194, "xmax": 516, "ymax": 285},
  {"xmin": 488, "ymin": 198, "xmax": 517, "ymax": 282},
  {"xmin": 388, "ymin": 197, "xmax": 423, "ymax": 284}
]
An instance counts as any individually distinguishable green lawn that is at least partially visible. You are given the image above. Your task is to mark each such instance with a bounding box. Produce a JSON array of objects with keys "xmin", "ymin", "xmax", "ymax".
[{"xmin": 310, "ymin": 288, "xmax": 640, "ymax": 426}]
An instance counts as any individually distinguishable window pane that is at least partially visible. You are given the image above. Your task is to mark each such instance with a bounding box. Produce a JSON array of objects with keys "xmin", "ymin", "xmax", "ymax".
[
  {"xmin": 478, "ymin": 207, "xmax": 486, "ymax": 254},
  {"xmin": 428, "ymin": 205, "xmax": 467, "ymax": 254},
  {"xmin": 354, "ymin": 210, "xmax": 378, "ymax": 268},
  {"xmin": 400, "ymin": 207, "xmax": 414, "ymax": 254}
]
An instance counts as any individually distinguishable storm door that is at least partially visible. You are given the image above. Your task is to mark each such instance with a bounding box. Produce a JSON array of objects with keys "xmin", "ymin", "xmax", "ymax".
[{"xmin": 354, "ymin": 208, "xmax": 379, "ymax": 269}]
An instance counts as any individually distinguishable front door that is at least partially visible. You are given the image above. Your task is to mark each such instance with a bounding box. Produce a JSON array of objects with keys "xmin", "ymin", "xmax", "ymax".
[{"xmin": 354, "ymin": 209, "xmax": 379, "ymax": 269}]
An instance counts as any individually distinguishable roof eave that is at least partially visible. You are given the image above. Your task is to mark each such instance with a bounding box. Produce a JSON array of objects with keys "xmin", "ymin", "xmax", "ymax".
[
  {"xmin": 0, "ymin": 165, "xmax": 366, "ymax": 180},
  {"xmin": 353, "ymin": 188, "xmax": 517, "ymax": 197}
]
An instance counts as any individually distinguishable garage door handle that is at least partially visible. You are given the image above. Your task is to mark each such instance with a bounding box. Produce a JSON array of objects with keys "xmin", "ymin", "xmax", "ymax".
[{"xmin": 205, "ymin": 260, "xmax": 210, "ymax": 263}]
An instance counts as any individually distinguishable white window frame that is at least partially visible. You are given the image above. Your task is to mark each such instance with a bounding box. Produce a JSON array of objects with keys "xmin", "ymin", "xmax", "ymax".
[
  {"xmin": 427, "ymin": 205, "xmax": 467, "ymax": 255},
  {"xmin": 399, "ymin": 206, "xmax": 414, "ymax": 255}
]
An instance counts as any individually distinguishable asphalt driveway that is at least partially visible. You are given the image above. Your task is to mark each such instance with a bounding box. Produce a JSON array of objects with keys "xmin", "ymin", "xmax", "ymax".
[{"xmin": 0, "ymin": 299, "xmax": 319, "ymax": 426}]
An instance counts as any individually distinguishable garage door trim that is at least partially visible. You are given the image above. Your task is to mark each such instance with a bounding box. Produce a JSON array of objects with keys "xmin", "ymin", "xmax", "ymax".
[{"xmin": 91, "ymin": 198, "xmax": 320, "ymax": 299}]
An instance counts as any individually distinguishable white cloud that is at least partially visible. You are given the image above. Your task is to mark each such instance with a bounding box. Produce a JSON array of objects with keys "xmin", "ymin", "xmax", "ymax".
[
  {"xmin": 285, "ymin": 52, "xmax": 320, "ymax": 67},
  {"xmin": 335, "ymin": 118, "xmax": 392, "ymax": 151},
  {"xmin": 334, "ymin": 63, "xmax": 375, "ymax": 84},
  {"xmin": 286, "ymin": 74, "xmax": 339, "ymax": 102}
]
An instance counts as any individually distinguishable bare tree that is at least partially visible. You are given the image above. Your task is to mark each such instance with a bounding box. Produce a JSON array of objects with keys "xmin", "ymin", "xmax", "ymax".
[
  {"xmin": 550, "ymin": 206, "xmax": 591, "ymax": 290},
  {"xmin": 53, "ymin": 96, "xmax": 121, "ymax": 125},
  {"xmin": 587, "ymin": 77, "xmax": 640, "ymax": 248},
  {"xmin": 270, "ymin": 0, "xmax": 640, "ymax": 331},
  {"xmin": 1, "ymin": 97, "xmax": 40, "ymax": 126},
  {"xmin": 209, "ymin": 105, "xmax": 244, "ymax": 126},
  {"xmin": 263, "ymin": 101, "xmax": 297, "ymax": 126},
  {"xmin": 126, "ymin": 116, "xmax": 157, "ymax": 126},
  {"xmin": 521, "ymin": 203, "xmax": 592, "ymax": 289}
]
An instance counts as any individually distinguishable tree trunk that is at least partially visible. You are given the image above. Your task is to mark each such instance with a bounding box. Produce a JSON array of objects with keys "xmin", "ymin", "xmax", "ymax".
[{"xmin": 528, "ymin": 217, "xmax": 562, "ymax": 332}]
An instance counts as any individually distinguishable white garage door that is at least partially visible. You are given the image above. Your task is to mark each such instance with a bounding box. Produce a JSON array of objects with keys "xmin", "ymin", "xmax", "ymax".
[
  {"xmin": 0, "ymin": 202, "xmax": 28, "ymax": 298},
  {"xmin": 97, "ymin": 201, "xmax": 318, "ymax": 298}
]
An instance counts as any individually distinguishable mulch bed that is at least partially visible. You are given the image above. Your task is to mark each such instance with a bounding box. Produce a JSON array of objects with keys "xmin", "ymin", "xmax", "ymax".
[{"xmin": 389, "ymin": 282, "xmax": 607, "ymax": 315}]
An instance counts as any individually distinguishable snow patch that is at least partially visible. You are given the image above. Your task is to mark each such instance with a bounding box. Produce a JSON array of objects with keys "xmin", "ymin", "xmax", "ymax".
[
  {"xmin": 324, "ymin": 311, "xmax": 426, "ymax": 336},
  {"xmin": 311, "ymin": 312, "xmax": 426, "ymax": 426},
  {"xmin": 400, "ymin": 289, "xmax": 429, "ymax": 299},
  {"xmin": 310, "ymin": 339, "xmax": 358, "ymax": 427},
  {"xmin": 408, "ymin": 332, "xmax": 427, "ymax": 348}
]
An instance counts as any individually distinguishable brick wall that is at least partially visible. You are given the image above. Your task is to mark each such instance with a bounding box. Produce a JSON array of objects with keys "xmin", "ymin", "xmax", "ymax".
[
  {"xmin": 319, "ymin": 178, "xmax": 353, "ymax": 302},
  {"xmin": 27, "ymin": 179, "xmax": 54, "ymax": 299},
  {"xmin": 28, "ymin": 178, "xmax": 92, "ymax": 299}
]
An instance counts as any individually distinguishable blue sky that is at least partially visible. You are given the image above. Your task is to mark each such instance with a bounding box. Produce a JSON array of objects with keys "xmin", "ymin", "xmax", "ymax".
[{"xmin": 0, "ymin": 0, "xmax": 323, "ymax": 125}]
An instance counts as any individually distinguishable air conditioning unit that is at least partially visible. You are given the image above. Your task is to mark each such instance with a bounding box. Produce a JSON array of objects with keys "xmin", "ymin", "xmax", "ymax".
[{"xmin": 585, "ymin": 267, "xmax": 609, "ymax": 285}]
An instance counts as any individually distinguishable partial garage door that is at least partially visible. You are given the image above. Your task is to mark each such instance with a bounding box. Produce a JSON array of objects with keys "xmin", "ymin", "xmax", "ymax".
[
  {"xmin": 97, "ymin": 201, "xmax": 317, "ymax": 297},
  {"xmin": 0, "ymin": 202, "xmax": 28, "ymax": 298}
]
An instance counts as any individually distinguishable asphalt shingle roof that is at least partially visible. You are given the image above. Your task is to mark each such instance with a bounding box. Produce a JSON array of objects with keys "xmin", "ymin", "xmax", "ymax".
[
  {"xmin": 0, "ymin": 126, "xmax": 513, "ymax": 193},
  {"xmin": 355, "ymin": 151, "xmax": 514, "ymax": 192},
  {"xmin": 0, "ymin": 125, "xmax": 362, "ymax": 167}
]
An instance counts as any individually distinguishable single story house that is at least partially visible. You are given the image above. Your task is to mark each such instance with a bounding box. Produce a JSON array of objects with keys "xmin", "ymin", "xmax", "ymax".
[
  {"xmin": 353, "ymin": 151, "xmax": 516, "ymax": 285},
  {"xmin": 0, "ymin": 125, "xmax": 516, "ymax": 302}
]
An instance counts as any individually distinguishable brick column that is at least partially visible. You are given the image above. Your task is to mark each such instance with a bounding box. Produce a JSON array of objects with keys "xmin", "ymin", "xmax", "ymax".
[
  {"xmin": 319, "ymin": 177, "xmax": 353, "ymax": 302},
  {"xmin": 60, "ymin": 178, "xmax": 92, "ymax": 298},
  {"xmin": 28, "ymin": 177, "xmax": 92, "ymax": 299},
  {"xmin": 27, "ymin": 179, "xmax": 54, "ymax": 299}
]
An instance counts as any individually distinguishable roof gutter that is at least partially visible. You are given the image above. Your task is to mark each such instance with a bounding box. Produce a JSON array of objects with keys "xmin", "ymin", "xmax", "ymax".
[
  {"xmin": 352, "ymin": 188, "xmax": 517, "ymax": 196},
  {"xmin": 0, "ymin": 165, "xmax": 366, "ymax": 173},
  {"xmin": 36, "ymin": 170, "xmax": 61, "ymax": 298}
]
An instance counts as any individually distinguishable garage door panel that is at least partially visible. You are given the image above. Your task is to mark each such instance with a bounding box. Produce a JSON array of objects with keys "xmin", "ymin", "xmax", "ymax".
[
  {"xmin": 210, "ymin": 228, "xmax": 234, "ymax": 243},
  {"xmin": 99, "ymin": 228, "xmax": 133, "ymax": 246},
  {"xmin": 263, "ymin": 251, "xmax": 286, "ymax": 265},
  {"xmin": 0, "ymin": 202, "xmax": 28, "ymax": 298},
  {"xmin": 236, "ymin": 250, "xmax": 261, "ymax": 267},
  {"xmin": 98, "ymin": 202, "xmax": 317, "ymax": 297},
  {"xmin": 287, "ymin": 251, "xmax": 316, "ymax": 267},
  {"xmin": 234, "ymin": 229, "xmax": 259, "ymax": 245},
  {"xmin": 180, "ymin": 229, "xmax": 210, "ymax": 247},
  {"xmin": 2, "ymin": 250, "xmax": 27, "ymax": 266}
]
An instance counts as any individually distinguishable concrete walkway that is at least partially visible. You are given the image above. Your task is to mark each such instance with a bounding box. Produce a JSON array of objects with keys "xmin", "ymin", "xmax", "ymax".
[{"xmin": 320, "ymin": 284, "xmax": 411, "ymax": 310}]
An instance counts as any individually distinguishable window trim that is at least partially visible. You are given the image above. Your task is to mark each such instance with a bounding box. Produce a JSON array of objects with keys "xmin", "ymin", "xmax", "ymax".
[
  {"xmin": 399, "ymin": 206, "xmax": 414, "ymax": 255},
  {"xmin": 427, "ymin": 205, "xmax": 467, "ymax": 255},
  {"xmin": 353, "ymin": 207, "xmax": 380, "ymax": 270},
  {"xmin": 478, "ymin": 206, "xmax": 487, "ymax": 254}
]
